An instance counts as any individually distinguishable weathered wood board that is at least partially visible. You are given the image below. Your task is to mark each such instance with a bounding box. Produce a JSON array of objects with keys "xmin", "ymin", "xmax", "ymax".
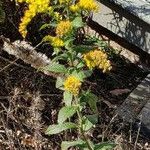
[
  {"xmin": 118, "ymin": 74, "xmax": 150, "ymax": 136},
  {"xmin": 92, "ymin": 0, "xmax": 150, "ymax": 54},
  {"xmin": 137, "ymin": 100, "xmax": 150, "ymax": 136},
  {"xmin": 109, "ymin": 0, "xmax": 150, "ymax": 25}
]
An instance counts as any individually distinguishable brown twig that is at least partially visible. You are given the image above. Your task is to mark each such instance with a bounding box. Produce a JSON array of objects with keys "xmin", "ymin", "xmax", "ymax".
[{"xmin": 0, "ymin": 58, "xmax": 18, "ymax": 72}]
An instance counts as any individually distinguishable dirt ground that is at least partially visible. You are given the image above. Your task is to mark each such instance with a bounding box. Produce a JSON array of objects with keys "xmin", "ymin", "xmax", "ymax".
[{"xmin": 0, "ymin": 1, "xmax": 150, "ymax": 150}]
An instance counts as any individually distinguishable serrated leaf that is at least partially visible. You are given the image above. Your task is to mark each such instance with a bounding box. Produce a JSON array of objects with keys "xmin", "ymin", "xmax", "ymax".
[
  {"xmin": 44, "ymin": 62, "xmax": 67, "ymax": 73},
  {"xmin": 72, "ymin": 16, "xmax": 84, "ymax": 28},
  {"xmin": 61, "ymin": 139, "xmax": 86, "ymax": 150},
  {"xmin": 58, "ymin": 106, "xmax": 78, "ymax": 124},
  {"xmin": 45, "ymin": 122, "xmax": 77, "ymax": 135},
  {"xmin": 94, "ymin": 142, "xmax": 116, "ymax": 150},
  {"xmin": 63, "ymin": 91, "xmax": 73, "ymax": 106}
]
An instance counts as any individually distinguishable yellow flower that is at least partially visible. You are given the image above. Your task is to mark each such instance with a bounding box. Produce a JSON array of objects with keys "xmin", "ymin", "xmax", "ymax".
[
  {"xmin": 56, "ymin": 20, "xmax": 72, "ymax": 37},
  {"xmin": 64, "ymin": 76, "xmax": 82, "ymax": 96},
  {"xmin": 77, "ymin": 0, "xmax": 98, "ymax": 12},
  {"xmin": 19, "ymin": 7, "xmax": 36, "ymax": 38},
  {"xmin": 43, "ymin": 35, "xmax": 64, "ymax": 47},
  {"xmin": 18, "ymin": 0, "xmax": 50, "ymax": 38},
  {"xmin": 70, "ymin": 5, "xmax": 80, "ymax": 12},
  {"xmin": 83, "ymin": 51, "xmax": 96, "ymax": 69},
  {"xmin": 83, "ymin": 49, "xmax": 112, "ymax": 72}
]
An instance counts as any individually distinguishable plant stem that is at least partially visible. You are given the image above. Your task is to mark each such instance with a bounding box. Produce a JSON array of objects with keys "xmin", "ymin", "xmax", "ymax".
[
  {"xmin": 74, "ymin": 97, "xmax": 93, "ymax": 150},
  {"xmin": 81, "ymin": 129, "xmax": 93, "ymax": 150}
]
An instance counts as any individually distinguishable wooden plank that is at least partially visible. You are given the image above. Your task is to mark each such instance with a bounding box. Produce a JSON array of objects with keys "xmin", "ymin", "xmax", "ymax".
[
  {"xmin": 117, "ymin": 74, "xmax": 150, "ymax": 122},
  {"xmin": 136, "ymin": 100, "xmax": 150, "ymax": 136},
  {"xmin": 92, "ymin": 0, "xmax": 150, "ymax": 54}
]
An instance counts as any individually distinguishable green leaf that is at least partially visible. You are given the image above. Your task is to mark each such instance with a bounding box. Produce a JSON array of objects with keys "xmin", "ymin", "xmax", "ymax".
[
  {"xmin": 81, "ymin": 91, "xmax": 98, "ymax": 113},
  {"xmin": 72, "ymin": 70, "xmax": 92, "ymax": 81},
  {"xmin": 76, "ymin": 61, "xmax": 85, "ymax": 69},
  {"xmin": 72, "ymin": 70, "xmax": 86, "ymax": 81},
  {"xmin": 53, "ymin": 47, "xmax": 61, "ymax": 54},
  {"xmin": 85, "ymin": 35, "xmax": 107, "ymax": 48},
  {"xmin": 95, "ymin": 40, "xmax": 107, "ymax": 48},
  {"xmin": 53, "ymin": 53, "xmax": 68, "ymax": 61},
  {"xmin": 86, "ymin": 114, "xmax": 98, "ymax": 125},
  {"xmin": 44, "ymin": 62, "xmax": 67, "ymax": 73},
  {"xmin": 61, "ymin": 139, "xmax": 86, "ymax": 150},
  {"xmin": 58, "ymin": 106, "xmax": 78, "ymax": 124},
  {"xmin": 63, "ymin": 91, "xmax": 73, "ymax": 106},
  {"xmin": 45, "ymin": 122, "xmax": 77, "ymax": 135},
  {"xmin": 78, "ymin": 71, "xmax": 87, "ymax": 81},
  {"xmin": 73, "ymin": 45, "xmax": 93, "ymax": 53},
  {"xmin": 94, "ymin": 142, "xmax": 116, "ymax": 150},
  {"xmin": 83, "ymin": 70, "xmax": 93, "ymax": 78},
  {"xmin": 72, "ymin": 16, "xmax": 84, "ymax": 28},
  {"xmin": 64, "ymin": 38, "xmax": 75, "ymax": 49},
  {"xmin": 40, "ymin": 23, "xmax": 56, "ymax": 30},
  {"xmin": 82, "ymin": 117, "xmax": 94, "ymax": 131},
  {"xmin": 56, "ymin": 77, "xmax": 64, "ymax": 89},
  {"xmin": 88, "ymin": 93, "xmax": 98, "ymax": 113}
]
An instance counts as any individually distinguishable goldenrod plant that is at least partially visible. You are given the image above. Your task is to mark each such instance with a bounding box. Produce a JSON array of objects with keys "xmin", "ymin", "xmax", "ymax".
[{"xmin": 16, "ymin": 0, "xmax": 115, "ymax": 149}]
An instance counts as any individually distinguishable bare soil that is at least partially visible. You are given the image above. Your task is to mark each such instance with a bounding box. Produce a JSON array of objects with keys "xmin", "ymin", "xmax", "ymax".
[{"xmin": 0, "ymin": 1, "xmax": 150, "ymax": 150}]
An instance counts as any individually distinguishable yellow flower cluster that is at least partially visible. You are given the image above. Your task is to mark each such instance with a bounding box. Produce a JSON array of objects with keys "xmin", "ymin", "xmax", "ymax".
[
  {"xmin": 43, "ymin": 35, "xmax": 64, "ymax": 47},
  {"xmin": 70, "ymin": 0, "xmax": 98, "ymax": 12},
  {"xmin": 70, "ymin": 5, "xmax": 80, "ymax": 12},
  {"xmin": 17, "ymin": 0, "xmax": 51, "ymax": 38},
  {"xmin": 83, "ymin": 49, "xmax": 112, "ymax": 73},
  {"xmin": 78, "ymin": 0, "xmax": 98, "ymax": 11},
  {"xmin": 19, "ymin": 6, "xmax": 36, "ymax": 37},
  {"xmin": 56, "ymin": 20, "xmax": 72, "ymax": 37},
  {"xmin": 53, "ymin": 12, "xmax": 62, "ymax": 21},
  {"xmin": 64, "ymin": 76, "xmax": 82, "ymax": 96}
]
